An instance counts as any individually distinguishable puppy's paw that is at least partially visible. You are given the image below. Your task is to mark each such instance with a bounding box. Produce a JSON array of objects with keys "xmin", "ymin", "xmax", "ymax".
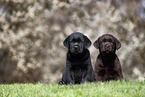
[{"xmin": 58, "ymin": 80, "xmax": 65, "ymax": 85}]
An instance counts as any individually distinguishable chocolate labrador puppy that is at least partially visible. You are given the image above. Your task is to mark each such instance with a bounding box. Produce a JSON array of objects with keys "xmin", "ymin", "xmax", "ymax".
[
  {"xmin": 59, "ymin": 32, "xmax": 95, "ymax": 85},
  {"xmin": 93, "ymin": 34, "xmax": 123, "ymax": 81}
]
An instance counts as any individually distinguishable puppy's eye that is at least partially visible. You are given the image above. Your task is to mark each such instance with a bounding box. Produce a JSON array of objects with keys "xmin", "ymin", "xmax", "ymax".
[
  {"xmin": 77, "ymin": 39, "xmax": 80, "ymax": 42},
  {"xmin": 73, "ymin": 38, "xmax": 82, "ymax": 43},
  {"xmin": 70, "ymin": 40, "xmax": 74, "ymax": 43},
  {"xmin": 103, "ymin": 39, "xmax": 107, "ymax": 42},
  {"xmin": 71, "ymin": 39, "xmax": 76, "ymax": 43},
  {"xmin": 109, "ymin": 39, "xmax": 112, "ymax": 42},
  {"xmin": 78, "ymin": 39, "xmax": 82, "ymax": 42},
  {"xmin": 109, "ymin": 39, "xmax": 114, "ymax": 43}
]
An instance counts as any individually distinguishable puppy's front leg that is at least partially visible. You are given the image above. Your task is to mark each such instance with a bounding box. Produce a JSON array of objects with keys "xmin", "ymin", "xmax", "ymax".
[
  {"xmin": 69, "ymin": 71, "xmax": 75, "ymax": 84},
  {"xmin": 115, "ymin": 73, "xmax": 123, "ymax": 81},
  {"xmin": 80, "ymin": 70, "xmax": 88, "ymax": 84},
  {"xmin": 59, "ymin": 68, "xmax": 74, "ymax": 85},
  {"xmin": 114, "ymin": 58, "xmax": 123, "ymax": 80}
]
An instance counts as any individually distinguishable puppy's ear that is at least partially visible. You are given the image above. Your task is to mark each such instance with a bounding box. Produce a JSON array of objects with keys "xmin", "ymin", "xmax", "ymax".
[
  {"xmin": 84, "ymin": 35, "xmax": 92, "ymax": 49},
  {"xmin": 63, "ymin": 36, "xmax": 70, "ymax": 48},
  {"xmin": 114, "ymin": 37, "xmax": 121, "ymax": 50},
  {"xmin": 93, "ymin": 37, "xmax": 100, "ymax": 49}
]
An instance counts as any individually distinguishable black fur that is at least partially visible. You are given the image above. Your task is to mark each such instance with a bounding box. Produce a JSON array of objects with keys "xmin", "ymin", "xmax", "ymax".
[{"xmin": 59, "ymin": 32, "xmax": 95, "ymax": 84}]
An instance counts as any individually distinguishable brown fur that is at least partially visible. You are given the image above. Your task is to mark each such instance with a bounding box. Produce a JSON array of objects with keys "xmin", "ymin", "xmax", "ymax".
[{"xmin": 94, "ymin": 34, "xmax": 123, "ymax": 81}]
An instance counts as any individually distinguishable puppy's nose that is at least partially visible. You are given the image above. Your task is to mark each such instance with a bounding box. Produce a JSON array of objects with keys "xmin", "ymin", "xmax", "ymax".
[
  {"xmin": 74, "ymin": 45, "xmax": 79, "ymax": 49},
  {"xmin": 105, "ymin": 44, "xmax": 110, "ymax": 48}
]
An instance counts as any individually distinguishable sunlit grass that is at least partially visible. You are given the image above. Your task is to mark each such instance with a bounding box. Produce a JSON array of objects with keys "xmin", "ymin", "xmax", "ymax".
[{"xmin": 0, "ymin": 81, "xmax": 144, "ymax": 97}]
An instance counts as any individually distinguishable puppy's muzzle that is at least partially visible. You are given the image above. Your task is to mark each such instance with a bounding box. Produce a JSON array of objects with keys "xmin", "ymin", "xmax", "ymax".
[
  {"xmin": 105, "ymin": 44, "xmax": 110, "ymax": 48},
  {"xmin": 74, "ymin": 45, "xmax": 79, "ymax": 49},
  {"xmin": 104, "ymin": 44, "xmax": 111, "ymax": 52},
  {"xmin": 74, "ymin": 45, "xmax": 80, "ymax": 51}
]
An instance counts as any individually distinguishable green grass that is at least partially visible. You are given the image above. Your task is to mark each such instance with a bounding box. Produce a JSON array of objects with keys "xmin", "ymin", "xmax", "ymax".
[{"xmin": 0, "ymin": 81, "xmax": 144, "ymax": 97}]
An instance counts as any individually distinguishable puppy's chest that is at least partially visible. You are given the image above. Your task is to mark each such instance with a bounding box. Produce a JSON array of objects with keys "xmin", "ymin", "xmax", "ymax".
[
  {"xmin": 71, "ymin": 68, "xmax": 86, "ymax": 75},
  {"xmin": 70, "ymin": 65, "xmax": 87, "ymax": 81},
  {"xmin": 70, "ymin": 63, "xmax": 87, "ymax": 75},
  {"xmin": 70, "ymin": 64, "xmax": 87, "ymax": 71},
  {"xmin": 98, "ymin": 65, "xmax": 118, "ymax": 77}
]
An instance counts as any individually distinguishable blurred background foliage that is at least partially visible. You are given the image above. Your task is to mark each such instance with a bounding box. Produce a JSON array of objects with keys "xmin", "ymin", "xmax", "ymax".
[{"xmin": 0, "ymin": 0, "xmax": 144, "ymax": 83}]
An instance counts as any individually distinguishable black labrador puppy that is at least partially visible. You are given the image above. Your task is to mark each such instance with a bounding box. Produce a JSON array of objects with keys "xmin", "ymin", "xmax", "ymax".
[
  {"xmin": 59, "ymin": 32, "xmax": 95, "ymax": 84},
  {"xmin": 93, "ymin": 34, "xmax": 123, "ymax": 81}
]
